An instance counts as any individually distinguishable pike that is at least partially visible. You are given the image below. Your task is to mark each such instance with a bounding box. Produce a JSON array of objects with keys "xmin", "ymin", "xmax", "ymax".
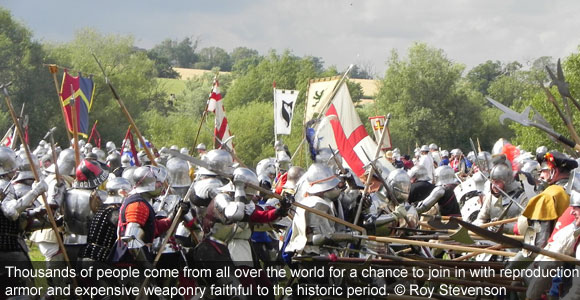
[
  {"xmin": 10, "ymin": 102, "xmax": 25, "ymax": 150},
  {"xmin": 92, "ymin": 54, "xmax": 158, "ymax": 166},
  {"xmin": 47, "ymin": 64, "xmax": 72, "ymax": 141},
  {"xmin": 191, "ymin": 73, "xmax": 218, "ymax": 154},
  {"xmin": 1, "ymin": 82, "xmax": 77, "ymax": 288},
  {"xmin": 43, "ymin": 127, "xmax": 62, "ymax": 185},
  {"xmin": 353, "ymin": 113, "xmax": 392, "ymax": 226},
  {"xmin": 486, "ymin": 96, "xmax": 580, "ymax": 152},
  {"xmin": 547, "ymin": 59, "xmax": 580, "ymax": 112},
  {"xmin": 452, "ymin": 217, "xmax": 580, "ymax": 263}
]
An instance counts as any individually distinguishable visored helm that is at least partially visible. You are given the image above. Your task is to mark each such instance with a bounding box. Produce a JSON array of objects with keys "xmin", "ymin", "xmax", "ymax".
[
  {"xmin": 106, "ymin": 152, "xmax": 122, "ymax": 171},
  {"xmin": 386, "ymin": 169, "xmax": 411, "ymax": 203},
  {"xmin": 521, "ymin": 160, "xmax": 541, "ymax": 180},
  {"xmin": 233, "ymin": 167, "xmax": 259, "ymax": 196},
  {"xmin": 46, "ymin": 148, "xmax": 76, "ymax": 176},
  {"xmin": 166, "ymin": 157, "xmax": 192, "ymax": 188},
  {"xmin": 104, "ymin": 177, "xmax": 132, "ymax": 204},
  {"xmin": 476, "ymin": 151, "xmax": 492, "ymax": 173},
  {"xmin": 0, "ymin": 146, "xmax": 18, "ymax": 176},
  {"xmin": 305, "ymin": 163, "xmax": 340, "ymax": 194},
  {"xmin": 198, "ymin": 149, "xmax": 234, "ymax": 176},
  {"xmin": 408, "ymin": 165, "xmax": 429, "ymax": 181},
  {"xmin": 133, "ymin": 165, "xmax": 167, "ymax": 195},
  {"xmin": 106, "ymin": 141, "xmax": 116, "ymax": 153},
  {"xmin": 492, "ymin": 138, "xmax": 510, "ymax": 155},
  {"xmin": 256, "ymin": 158, "xmax": 276, "ymax": 179},
  {"xmin": 434, "ymin": 165, "xmax": 456, "ymax": 186},
  {"xmin": 73, "ymin": 159, "xmax": 109, "ymax": 189},
  {"xmin": 490, "ymin": 162, "xmax": 514, "ymax": 185},
  {"xmin": 14, "ymin": 152, "xmax": 38, "ymax": 182}
]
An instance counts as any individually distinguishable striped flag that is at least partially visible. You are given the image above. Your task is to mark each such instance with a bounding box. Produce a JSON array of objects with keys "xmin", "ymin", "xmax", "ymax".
[{"xmin": 206, "ymin": 80, "xmax": 233, "ymax": 150}]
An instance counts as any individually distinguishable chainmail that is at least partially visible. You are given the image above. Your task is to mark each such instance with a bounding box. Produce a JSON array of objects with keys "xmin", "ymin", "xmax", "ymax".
[
  {"xmin": 78, "ymin": 204, "xmax": 120, "ymax": 261},
  {"xmin": 0, "ymin": 211, "xmax": 22, "ymax": 251}
]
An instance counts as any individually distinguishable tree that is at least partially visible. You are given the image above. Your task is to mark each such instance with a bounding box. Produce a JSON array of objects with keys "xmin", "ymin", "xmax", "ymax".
[
  {"xmin": 194, "ymin": 47, "xmax": 231, "ymax": 71},
  {"xmin": 46, "ymin": 28, "xmax": 162, "ymax": 147},
  {"xmin": 375, "ymin": 43, "xmax": 483, "ymax": 153},
  {"xmin": 466, "ymin": 60, "xmax": 503, "ymax": 95},
  {"xmin": 0, "ymin": 8, "xmax": 54, "ymax": 145},
  {"xmin": 149, "ymin": 37, "xmax": 198, "ymax": 68}
]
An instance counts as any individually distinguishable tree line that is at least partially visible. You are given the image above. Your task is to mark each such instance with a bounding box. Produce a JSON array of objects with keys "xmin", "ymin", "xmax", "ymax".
[{"xmin": 1, "ymin": 7, "xmax": 579, "ymax": 168}]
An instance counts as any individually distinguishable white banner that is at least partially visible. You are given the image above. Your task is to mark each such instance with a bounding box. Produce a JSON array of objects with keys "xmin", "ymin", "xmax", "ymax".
[
  {"xmin": 304, "ymin": 76, "xmax": 340, "ymax": 123},
  {"xmin": 274, "ymin": 89, "xmax": 299, "ymax": 135},
  {"xmin": 368, "ymin": 116, "xmax": 392, "ymax": 151}
]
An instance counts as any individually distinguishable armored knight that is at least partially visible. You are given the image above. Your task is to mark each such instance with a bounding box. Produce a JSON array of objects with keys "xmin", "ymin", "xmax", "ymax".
[
  {"xmin": 106, "ymin": 152, "xmax": 123, "ymax": 178},
  {"xmin": 285, "ymin": 163, "xmax": 347, "ymax": 256},
  {"xmin": 78, "ymin": 177, "xmax": 131, "ymax": 262},
  {"xmin": 517, "ymin": 151, "xmax": 577, "ymax": 249},
  {"xmin": 50, "ymin": 159, "xmax": 108, "ymax": 262},
  {"xmin": 115, "ymin": 166, "xmax": 176, "ymax": 264},
  {"xmin": 362, "ymin": 169, "xmax": 418, "ymax": 236},
  {"xmin": 473, "ymin": 155, "xmax": 528, "ymax": 233},
  {"xmin": 0, "ymin": 146, "xmax": 47, "ymax": 294}
]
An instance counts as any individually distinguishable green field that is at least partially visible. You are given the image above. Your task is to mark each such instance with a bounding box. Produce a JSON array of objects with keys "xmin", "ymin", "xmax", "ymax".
[{"xmin": 156, "ymin": 78, "xmax": 187, "ymax": 96}]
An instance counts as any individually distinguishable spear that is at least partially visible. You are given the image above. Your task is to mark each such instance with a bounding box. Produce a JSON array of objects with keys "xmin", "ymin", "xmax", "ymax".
[
  {"xmin": 69, "ymin": 85, "xmax": 81, "ymax": 167},
  {"xmin": 1, "ymin": 82, "xmax": 76, "ymax": 288},
  {"xmin": 47, "ymin": 65, "xmax": 72, "ymax": 141},
  {"xmin": 92, "ymin": 54, "xmax": 157, "ymax": 166},
  {"xmin": 191, "ymin": 74, "xmax": 218, "ymax": 154}
]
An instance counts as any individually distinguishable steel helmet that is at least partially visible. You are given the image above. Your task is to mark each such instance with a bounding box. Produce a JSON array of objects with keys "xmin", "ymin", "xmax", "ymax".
[
  {"xmin": 305, "ymin": 163, "xmax": 340, "ymax": 194},
  {"xmin": 386, "ymin": 169, "xmax": 411, "ymax": 203},
  {"xmin": 166, "ymin": 157, "xmax": 192, "ymax": 188},
  {"xmin": 105, "ymin": 141, "xmax": 116, "ymax": 153},
  {"xmin": 106, "ymin": 152, "xmax": 122, "ymax": 171},
  {"xmin": 408, "ymin": 165, "xmax": 429, "ymax": 181},
  {"xmin": 429, "ymin": 143, "xmax": 438, "ymax": 151},
  {"xmin": 570, "ymin": 190, "xmax": 580, "ymax": 207},
  {"xmin": 233, "ymin": 167, "xmax": 259, "ymax": 196},
  {"xmin": 420, "ymin": 145, "xmax": 429, "ymax": 152},
  {"xmin": 198, "ymin": 149, "xmax": 234, "ymax": 176},
  {"xmin": 492, "ymin": 138, "xmax": 510, "ymax": 155},
  {"xmin": 73, "ymin": 159, "xmax": 109, "ymax": 189},
  {"xmin": 122, "ymin": 166, "xmax": 137, "ymax": 186},
  {"xmin": 104, "ymin": 177, "xmax": 132, "ymax": 204},
  {"xmin": 283, "ymin": 166, "xmax": 305, "ymax": 190},
  {"xmin": 196, "ymin": 143, "xmax": 206, "ymax": 151},
  {"xmin": 14, "ymin": 152, "xmax": 38, "ymax": 182},
  {"xmin": 0, "ymin": 146, "xmax": 18, "ymax": 176},
  {"xmin": 180, "ymin": 147, "xmax": 190, "ymax": 155},
  {"xmin": 440, "ymin": 150, "xmax": 449, "ymax": 158},
  {"xmin": 434, "ymin": 165, "xmax": 456, "ymax": 186},
  {"xmin": 45, "ymin": 148, "xmax": 76, "ymax": 176},
  {"xmin": 133, "ymin": 165, "xmax": 167, "ymax": 194}
]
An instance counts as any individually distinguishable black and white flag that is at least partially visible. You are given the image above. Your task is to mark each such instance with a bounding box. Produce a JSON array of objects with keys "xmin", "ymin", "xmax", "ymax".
[{"xmin": 274, "ymin": 89, "xmax": 299, "ymax": 135}]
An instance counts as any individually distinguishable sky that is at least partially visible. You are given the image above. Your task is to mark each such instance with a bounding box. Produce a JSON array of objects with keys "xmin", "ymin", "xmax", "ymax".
[{"xmin": 3, "ymin": 0, "xmax": 580, "ymax": 76}]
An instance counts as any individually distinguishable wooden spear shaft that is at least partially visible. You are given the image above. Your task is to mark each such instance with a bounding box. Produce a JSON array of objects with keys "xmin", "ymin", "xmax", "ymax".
[
  {"xmin": 362, "ymin": 235, "xmax": 516, "ymax": 257},
  {"xmin": 69, "ymin": 91, "xmax": 80, "ymax": 167},
  {"xmin": 92, "ymin": 54, "xmax": 158, "ymax": 167},
  {"xmin": 1, "ymin": 82, "xmax": 76, "ymax": 287},
  {"xmin": 48, "ymin": 65, "xmax": 72, "ymax": 142}
]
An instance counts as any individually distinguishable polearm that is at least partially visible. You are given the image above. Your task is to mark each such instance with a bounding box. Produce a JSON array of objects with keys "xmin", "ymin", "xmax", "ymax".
[
  {"xmin": 487, "ymin": 97, "xmax": 580, "ymax": 152},
  {"xmin": 92, "ymin": 54, "xmax": 157, "ymax": 166},
  {"xmin": 10, "ymin": 102, "xmax": 25, "ymax": 150},
  {"xmin": 69, "ymin": 85, "xmax": 81, "ymax": 167},
  {"xmin": 47, "ymin": 65, "xmax": 72, "ymax": 142},
  {"xmin": 1, "ymin": 82, "xmax": 76, "ymax": 286},
  {"xmin": 44, "ymin": 127, "xmax": 62, "ymax": 185},
  {"xmin": 191, "ymin": 74, "xmax": 217, "ymax": 154},
  {"xmin": 353, "ymin": 113, "xmax": 392, "ymax": 226}
]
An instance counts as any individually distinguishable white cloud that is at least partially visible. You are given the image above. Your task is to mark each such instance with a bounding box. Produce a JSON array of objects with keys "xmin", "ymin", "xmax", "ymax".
[{"xmin": 4, "ymin": 0, "xmax": 580, "ymax": 75}]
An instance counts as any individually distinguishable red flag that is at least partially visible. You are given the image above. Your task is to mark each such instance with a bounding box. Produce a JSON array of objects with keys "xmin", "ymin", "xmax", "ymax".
[
  {"xmin": 206, "ymin": 80, "xmax": 233, "ymax": 150},
  {"xmin": 120, "ymin": 127, "xmax": 140, "ymax": 166},
  {"xmin": 88, "ymin": 120, "xmax": 101, "ymax": 148}
]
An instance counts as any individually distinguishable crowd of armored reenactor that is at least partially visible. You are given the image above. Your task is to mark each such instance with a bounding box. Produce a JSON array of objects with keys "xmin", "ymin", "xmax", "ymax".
[{"xmin": 2, "ymin": 136, "xmax": 580, "ymax": 300}]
